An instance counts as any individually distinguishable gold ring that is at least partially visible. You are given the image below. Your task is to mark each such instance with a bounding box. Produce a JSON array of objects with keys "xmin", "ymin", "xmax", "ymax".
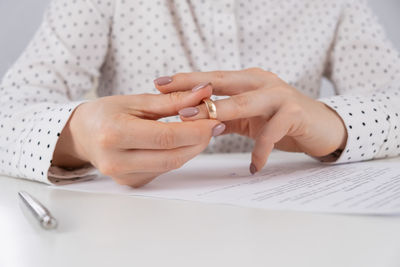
[{"xmin": 203, "ymin": 98, "xmax": 217, "ymax": 120}]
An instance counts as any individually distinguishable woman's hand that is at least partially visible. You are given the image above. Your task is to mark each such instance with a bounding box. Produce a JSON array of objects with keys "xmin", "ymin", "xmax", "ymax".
[
  {"xmin": 155, "ymin": 68, "xmax": 348, "ymax": 174},
  {"xmin": 53, "ymin": 84, "xmax": 225, "ymax": 187}
]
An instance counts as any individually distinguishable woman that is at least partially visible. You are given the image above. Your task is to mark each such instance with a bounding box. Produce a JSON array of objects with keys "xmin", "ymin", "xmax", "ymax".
[{"xmin": 0, "ymin": 0, "xmax": 399, "ymax": 187}]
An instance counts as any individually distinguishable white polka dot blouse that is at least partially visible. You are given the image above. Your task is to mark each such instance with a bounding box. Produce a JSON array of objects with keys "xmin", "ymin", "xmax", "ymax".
[{"xmin": 1, "ymin": 0, "xmax": 400, "ymax": 184}]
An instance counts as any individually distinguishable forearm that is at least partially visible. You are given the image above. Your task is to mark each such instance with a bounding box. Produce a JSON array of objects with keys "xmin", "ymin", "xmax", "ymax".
[{"xmin": 0, "ymin": 0, "xmax": 113, "ymax": 183}]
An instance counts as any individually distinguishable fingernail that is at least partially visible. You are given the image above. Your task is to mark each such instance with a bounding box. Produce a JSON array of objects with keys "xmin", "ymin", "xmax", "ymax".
[
  {"xmin": 249, "ymin": 163, "xmax": 257, "ymax": 175},
  {"xmin": 154, "ymin": 76, "xmax": 173, "ymax": 86},
  {"xmin": 192, "ymin": 82, "xmax": 211, "ymax": 92},
  {"xmin": 212, "ymin": 123, "xmax": 226, "ymax": 137},
  {"xmin": 178, "ymin": 107, "xmax": 199, "ymax": 117}
]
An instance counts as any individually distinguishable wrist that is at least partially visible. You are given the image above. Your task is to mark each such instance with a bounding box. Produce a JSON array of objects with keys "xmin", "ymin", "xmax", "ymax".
[
  {"xmin": 318, "ymin": 101, "xmax": 348, "ymax": 155},
  {"xmin": 52, "ymin": 104, "xmax": 89, "ymax": 168},
  {"xmin": 332, "ymin": 109, "xmax": 348, "ymax": 152}
]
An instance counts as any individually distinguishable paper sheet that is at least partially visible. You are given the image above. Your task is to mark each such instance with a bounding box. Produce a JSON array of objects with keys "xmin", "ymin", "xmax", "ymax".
[{"xmin": 55, "ymin": 152, "xmax": 400, "ymax": 215}]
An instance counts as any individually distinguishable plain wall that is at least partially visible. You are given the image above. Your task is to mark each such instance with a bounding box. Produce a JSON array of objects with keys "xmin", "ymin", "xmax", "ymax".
[{"xmin": 1, "ymin": 0, "xmax": 400, "ymax": 92}]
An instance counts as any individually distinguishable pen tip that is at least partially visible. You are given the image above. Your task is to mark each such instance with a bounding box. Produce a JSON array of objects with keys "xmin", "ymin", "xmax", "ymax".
[{"xmin": 41, "ymin": 216, "xmax": 58, "ymax": 230}]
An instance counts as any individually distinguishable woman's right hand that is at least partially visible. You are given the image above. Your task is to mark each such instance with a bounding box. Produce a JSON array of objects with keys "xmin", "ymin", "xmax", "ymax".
[{"xmin": 52, "ymin": 83, "xmax": 225, "ymax": 187}]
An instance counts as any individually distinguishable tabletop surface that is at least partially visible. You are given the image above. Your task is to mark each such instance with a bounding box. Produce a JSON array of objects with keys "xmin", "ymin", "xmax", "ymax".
[{"xmin": 1, "ymin": 152, "xmax": 400, "ymax": 267}]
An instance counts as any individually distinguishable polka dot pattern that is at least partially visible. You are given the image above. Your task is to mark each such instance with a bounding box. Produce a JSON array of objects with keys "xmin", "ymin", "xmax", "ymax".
[
  {"xmin": 319, "ymin": 0, "xmax": 400, "ymax": 163},
  {"xmin": 0, "ymin": 0, "xmax": 399, "ymax": 183}
]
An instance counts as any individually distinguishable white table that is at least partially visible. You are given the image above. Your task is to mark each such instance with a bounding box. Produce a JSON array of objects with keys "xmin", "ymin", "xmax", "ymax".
[{"xmin": 1, "ymin": 152, "xmax": 400, "ymax": 267}]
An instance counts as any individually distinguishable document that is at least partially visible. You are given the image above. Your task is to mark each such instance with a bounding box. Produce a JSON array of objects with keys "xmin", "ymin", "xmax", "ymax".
[{"xmin": 56, "ymin": 152, "xmax": 400, "ymax": 215}]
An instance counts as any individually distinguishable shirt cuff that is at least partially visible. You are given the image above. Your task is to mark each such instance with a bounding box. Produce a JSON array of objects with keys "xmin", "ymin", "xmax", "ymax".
[
  {"xmin": 16, "ymin": 101, "xmax": 88, "ymax": 184},
  {"xmin": 318, "ymin": 95, "xmax": 391, "ymax": 164},
  {"xmin": 48, "ymin": 164, "xmax": 98, "ymax": 185}
]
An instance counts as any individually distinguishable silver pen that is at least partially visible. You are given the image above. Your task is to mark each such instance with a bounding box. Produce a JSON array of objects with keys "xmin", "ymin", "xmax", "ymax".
[{"xmin": 18, "ymin": 191, "xmax": 58, "ymax": 230}]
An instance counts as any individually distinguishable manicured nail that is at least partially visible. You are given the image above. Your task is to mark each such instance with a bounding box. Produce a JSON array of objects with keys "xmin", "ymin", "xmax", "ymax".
[
  {"xmin": 192, "ymin": 82, "xmax": 211, "ymax": 92},
  {"xmin": 178, "ymin": 107, "xmax": 199, "ymax": 117},
  {"xmin": 154, "ymin": 76, "xmax": 172, "ymax": 86},
  {"xmin": 249, "ymin": 163, "xmax": 257, "ymax": 175},
  {"xmin": 212, "ymin": 123, "xmax": 226, "ymax": 137}
]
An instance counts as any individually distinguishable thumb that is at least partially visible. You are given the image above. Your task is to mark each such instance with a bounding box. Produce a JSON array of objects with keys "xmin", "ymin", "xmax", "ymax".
[{"xmin": 128, "ymin": 83, "xmax": 213, "ymax": 119}]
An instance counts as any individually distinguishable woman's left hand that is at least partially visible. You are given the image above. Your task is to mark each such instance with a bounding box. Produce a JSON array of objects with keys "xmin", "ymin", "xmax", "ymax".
[{"xmin": 155, "ymin": 68, "xmax": 348, "ymax": 173}]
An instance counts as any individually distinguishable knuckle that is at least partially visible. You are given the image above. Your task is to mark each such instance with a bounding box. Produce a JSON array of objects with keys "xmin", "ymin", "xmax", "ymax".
[
  {"xmin": 173, "ymin": 72, "xmax": 189, "ymax": 84},
  {"xmin": 284, "ymin": 102, "xmax": 305, "ymax": 117},
  {"xmin": 246, "ymin": 67, "xmax": 265, "ymax": 75},
  {"xmin": 281, "ymin": 84, "xmax": 296, "ymax": 95},
  {"xmin": 269, "ymin": 85, "xmax": 297, "ymax": 101},
  {"xmin": 258, "ymin": 130, "xmax": 270, "ymax": 141},
  {"xmin": 168, "ymin": 91, "xmax": 184, "ymax": 104},
  {"xmin": 167, "ymin": 91, "xmax": 185, "ymax": 112},
  {"xmin": 213, "ymin": 71, "xmax": 225, "ymax": 82},
  {"xmin": 98, "ymin": 159, "xmax": 121, "ymax": 176},
  {"xmin": 245, "ymin": 68, "xmax": 274, "ymax": 88},
  {"xmin": 155, "ymin": 127, "xmax": 176, "ymax": 149},
  {"xmin": 231, "ymin": 94, "xmax": 250, "ymax": 110},
  {"xmin": 96, "ymin": 122, "xmax": 120, "ymax": 149},
  {"xmin": 97, "ymin": 131, "xmax": 116, "ymax": 149},
  {"xmin": 163, "ymin": 155, "xmax": 184, "ymax": 171}
]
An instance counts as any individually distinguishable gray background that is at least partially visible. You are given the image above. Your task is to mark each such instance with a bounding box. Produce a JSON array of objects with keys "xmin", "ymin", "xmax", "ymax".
[{"xmin": 1, "ymin": 0, "xmax": 399, "ymax": 96}]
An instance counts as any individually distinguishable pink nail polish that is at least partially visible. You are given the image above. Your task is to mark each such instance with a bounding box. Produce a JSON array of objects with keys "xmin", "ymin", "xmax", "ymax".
[
  {"xmin": 154, "ymin": 76, "xmax": 172, "ymax": 86},
  {"xmin": 249, "ymin": 163, "xmax": 257, "ymax": 175},
  {"xmin": 192, "ymin": 82, "xmax": 211, "ymax": 92},
  {"xmin": 178, "ymin": 107, "xmax": 199, "ymax": 117},
  {"xmin": 212, "ymin": 123, "xmax": 226, "ymax": 137}
]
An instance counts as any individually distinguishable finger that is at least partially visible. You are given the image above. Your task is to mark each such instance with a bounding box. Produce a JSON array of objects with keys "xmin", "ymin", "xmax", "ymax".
[
  {"xmin": 219, "ymin": 120, "xmax": 243, "ymax": 135},
  {"xmin": 121, "ymin": 83, "xmax": 213, "ymax": 119},
  {"xmin": 97, "ymin": 139, "xmax": 212, "ymax": 176},
  {"xmin": 250, "ymin": 110, "xmax": 293, "ymax": 174},
  {"xmin": 102, "ymin": 119, "xmax": 221, "ymax": 150},
  {"xmin": 156, "ymin": 68, "xmax": 277, "ymax": 96},
  {"xmin": 112, "ymin": 172, "xmax": 163, "ymax": 188},
  {"xmin": 179, "ymin": 89, "xmax": 282, "ymax": 122},
  {"xmin": 207, "ymin": 119, "xmax": 257, "ymax": 138}
]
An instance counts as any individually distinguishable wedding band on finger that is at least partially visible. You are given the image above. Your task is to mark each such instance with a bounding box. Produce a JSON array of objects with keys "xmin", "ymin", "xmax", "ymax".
[{"xmin": 203, "ymin": 98, "xmax": 218, "ymax": 120}]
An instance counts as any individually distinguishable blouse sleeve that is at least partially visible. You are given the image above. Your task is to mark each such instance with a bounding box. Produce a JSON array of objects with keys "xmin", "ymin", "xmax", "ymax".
[
  {"xmin": 319, "ymin": 0, "xmax": 400, "ymax": 163},
  {"xmin": 0, "ymin": 0, "xmax": 114, "ymax": 184}
]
